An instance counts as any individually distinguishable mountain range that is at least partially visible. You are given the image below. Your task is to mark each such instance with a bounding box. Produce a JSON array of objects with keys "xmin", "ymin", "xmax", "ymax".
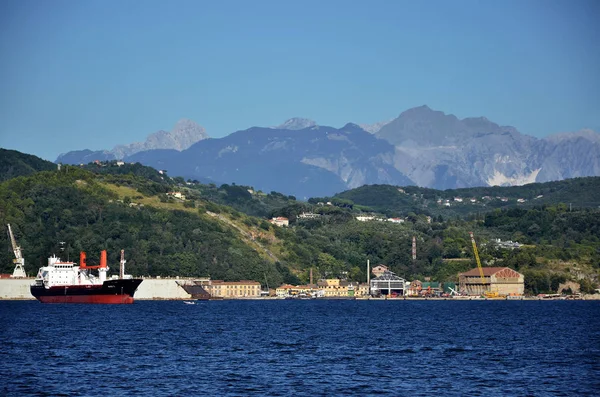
[
  {"xmin": 56, "ymin": 119, "xmax": 208, "ymax": 165},
  {"xmin": 55, "ymin": 106, "xmax": 600, "ymax": 198}
]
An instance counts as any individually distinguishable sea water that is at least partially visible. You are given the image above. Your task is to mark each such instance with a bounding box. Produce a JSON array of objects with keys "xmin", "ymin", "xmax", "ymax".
[{"xmin": 1, "ymin": 300, "xmax": 599, "ymax": 396}]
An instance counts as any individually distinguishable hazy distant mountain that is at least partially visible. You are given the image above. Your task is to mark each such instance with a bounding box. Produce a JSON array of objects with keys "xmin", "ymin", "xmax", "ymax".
[
  {"xmin": 359, "ymin": 120, "xmax": 392, "ymax": 134},
  {"xmin": 56, "ymin": 106, "xmax": 600, "ymax": 196},
  {"xmin": 531, "ymin": 130, "xmax": 600, "ymax": 183},
  {"xmin": 374, "ymin": 106, "xmax": 599, "ymax": 189},
  {"xmin": 272, "ymin": 118, "xmax": 317, "ymax": 130},
  {"xmin": 56, "ymin": 119, "xmax": 208, "ymax": 164},
  {"xmin": 128, "ymin": 123, "xmax": 413, "ymax": 198}
]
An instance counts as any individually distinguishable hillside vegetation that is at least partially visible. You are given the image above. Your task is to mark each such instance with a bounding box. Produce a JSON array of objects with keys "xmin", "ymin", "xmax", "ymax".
[
  {"xmin": 0, "ymin": 148, "xmax": 57, "ymax": 182},
  {"xmin": 1, "ymin": 150, "xmax": 599, "ymax": 294},
  {"xmin": 0, "ymin": 167, "xmax": 296, "ymax": 287},
  {"xmin": 328, "ymin": 178, "xmax": 600, "ymax": 218}
]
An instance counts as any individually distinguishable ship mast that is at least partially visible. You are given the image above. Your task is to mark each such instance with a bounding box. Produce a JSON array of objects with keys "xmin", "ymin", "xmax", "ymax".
[
  {"xmin": 120, "ymin": 249, "xmax": 126, "ymax": 279},
  {"xmin": 7, "ymin": 224, "xmax": 26, "ymax": 278}
]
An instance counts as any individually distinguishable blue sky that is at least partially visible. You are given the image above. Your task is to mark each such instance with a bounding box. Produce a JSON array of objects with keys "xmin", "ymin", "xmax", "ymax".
[{"xmin": 1, "ymin": 0, "xmax": 598, "ymax": 161}]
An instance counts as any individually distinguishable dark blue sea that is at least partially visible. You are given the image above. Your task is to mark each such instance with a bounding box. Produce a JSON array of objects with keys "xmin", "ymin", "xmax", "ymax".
[{"xmin": 1, "ymin": 300, "xmax": 599, "ymax": 396}]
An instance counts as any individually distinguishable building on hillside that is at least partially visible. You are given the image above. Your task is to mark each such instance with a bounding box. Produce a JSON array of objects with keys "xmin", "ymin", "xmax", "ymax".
[
  {"xmin": 371, "ymin": 265, "xmax": 389, "ymax": 278},
  {"xmin": 493, "ymin": 239, "xmax": 522, "ymax": 250},
  {"xmin": 269, "ymin": 217, "xmax": 289, "ymax": 227},
  {"xmin": 356, "ymin": 215, "xmax": 375, "ymax": 222},
  {"xmin": 459, "ymin": 267, "xmax": 524, "ymax": 296},
  {"xmin": 204, "ymin": 280, "xmax": 261, "ymax": 298},
  {"xmin": 387, "ymin": 218, "xmax": 405, "ymax": 224},
  {"xmin": 167, "ymin": 191, "xmax": 186, "ymax": 200},
  {"xmin": 370, "ymin": 271, "xmax": 406, "ymax": 296},
  {"xmin": 298, "ymin": 212, "xmax": 320, "ymax": 219}
]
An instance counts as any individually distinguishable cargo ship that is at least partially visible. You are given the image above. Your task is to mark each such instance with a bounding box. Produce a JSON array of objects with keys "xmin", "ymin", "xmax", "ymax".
[{"xmin": 30, "ymin": 250, "xmax": 143, "ymax": 304}]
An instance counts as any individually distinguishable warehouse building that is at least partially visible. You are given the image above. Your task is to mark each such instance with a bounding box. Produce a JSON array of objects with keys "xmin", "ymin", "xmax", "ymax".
[
  {"xmin": 204, "ymin": 280, "xmax": 261, "ymax": 298},
  {"xmin": 370, "ymin": 271, "xmax": 406, "ymax": 296},
  {"xmin": 459, "ymin": 267, "xmax": 524, "ymax": 296}
]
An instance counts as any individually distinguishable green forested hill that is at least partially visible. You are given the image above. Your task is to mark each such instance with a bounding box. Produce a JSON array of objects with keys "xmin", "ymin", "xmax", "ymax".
[
  {"xmin": 328, "ymin": 177, "xmax": 600, "ymax": 218},
  {"xmin": 1, "ymin": 150, "xmax": 598, "ymax": 295},
  {"xmin": 0, "ymin": 168, "xmax": 293, "ymax": 287},
  {"xmin": 0, "ymin": 148, "xmax": 57, "ymax": 182}
]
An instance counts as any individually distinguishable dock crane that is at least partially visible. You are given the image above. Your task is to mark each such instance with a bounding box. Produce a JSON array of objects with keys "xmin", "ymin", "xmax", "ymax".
[
  {"xmin": 469, "ymin": 231, "xmax": 498, "ymax": 297},
  {"xmin": 7, "ymin": 224, "xmax": 26, "ymax": 278}
]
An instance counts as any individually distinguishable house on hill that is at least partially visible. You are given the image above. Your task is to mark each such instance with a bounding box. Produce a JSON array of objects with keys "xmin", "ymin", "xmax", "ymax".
[
  {"xmin": 269, "ymin": 217, "xmax": 289, "ymax": 227},
  {"xmin": 371, "ymin": 265, "xmax": 389, "ymax": 277},
  {"xmin": 167, "ymin": 191, "xmax": 186, "ymax": 200}
]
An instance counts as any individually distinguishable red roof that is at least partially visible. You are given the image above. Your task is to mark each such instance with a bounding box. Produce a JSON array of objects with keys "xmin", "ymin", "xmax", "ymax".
[
  {"xmin": 460, "ymin": 267, "xmax": 520, "ymax": 277},
  {"xmin": 277, "ymin": 284, "xmax": 295, "ymax": 289}
]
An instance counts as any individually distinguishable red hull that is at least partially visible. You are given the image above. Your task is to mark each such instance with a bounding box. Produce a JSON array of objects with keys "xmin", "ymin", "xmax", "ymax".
[
  {"xmin": 31, "ymin": 278, "xmax": 143, "ymax": 304},
  {"xmin": 37, "ymin": 295, "xmax": 134, "ymax": 304}
]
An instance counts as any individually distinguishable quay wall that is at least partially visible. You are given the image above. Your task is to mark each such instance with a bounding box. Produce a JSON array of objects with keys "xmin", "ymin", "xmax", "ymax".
[
  {"xmin": 135, "ymin": 279, "xmax": 191, "ymax": 300},
  {"xmin": 0, "ymin": 279, "xmax": 35, "ymax": 300},
  {"xmin": 2, "ymin": 279, "xmax": 598, "ymax": 301}
]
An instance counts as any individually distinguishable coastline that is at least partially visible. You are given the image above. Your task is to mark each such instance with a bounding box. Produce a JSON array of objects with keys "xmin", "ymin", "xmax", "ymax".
[{"xmin": 2, "ymin": 278, "xmax": 598, "ymax": 301}]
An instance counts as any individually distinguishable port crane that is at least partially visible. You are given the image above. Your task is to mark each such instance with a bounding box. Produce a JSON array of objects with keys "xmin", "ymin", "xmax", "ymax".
[
  {"xmin": 469, "ymin": 231, "xmax": 499, "ymax": 298},
  {"xmin": 469, "ymin": 231, "xmax": 485, "ymax": 284},
  {"xmin": 7, "ymin": 224, "xmax": 26, "ymax": 278}
]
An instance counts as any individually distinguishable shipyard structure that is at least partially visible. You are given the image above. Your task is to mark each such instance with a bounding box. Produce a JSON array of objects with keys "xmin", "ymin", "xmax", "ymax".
[{"xmin": 459, "ymin": 267, "xmax": 525, "ymax": 296}]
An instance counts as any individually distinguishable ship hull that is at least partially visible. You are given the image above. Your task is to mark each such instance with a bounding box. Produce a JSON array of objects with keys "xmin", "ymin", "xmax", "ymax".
[{"xmin": 30, "ymin": 279, "xmax": 143, "ymax": 304}]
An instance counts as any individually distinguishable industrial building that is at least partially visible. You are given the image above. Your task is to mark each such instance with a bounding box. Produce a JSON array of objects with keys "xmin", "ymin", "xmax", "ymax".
[
  {"xmin": 201, "ymin": 280, "xmax": 261, "ymax": 298},
  {"xmin": 275, "ymin": 280, "xmax": 369, "ymax": 298},
  {"xmin": 370, "ymin": 271, "xmax": 406, "ymax": 296},
  {"xmin": 459, "ymin": 267, "xmax": 524, "ymax": 296}
]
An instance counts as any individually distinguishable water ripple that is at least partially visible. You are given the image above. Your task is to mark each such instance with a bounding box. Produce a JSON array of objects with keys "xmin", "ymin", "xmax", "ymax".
[{"xmin": 0, "ymin": 300, "xmax": 598, "ymax": 396}]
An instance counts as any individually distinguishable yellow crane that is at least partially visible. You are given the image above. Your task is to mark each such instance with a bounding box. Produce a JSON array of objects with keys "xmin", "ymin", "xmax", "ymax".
[{"xmin": 469, "ymin": 231, "xmax": 499, "ymax": 298}]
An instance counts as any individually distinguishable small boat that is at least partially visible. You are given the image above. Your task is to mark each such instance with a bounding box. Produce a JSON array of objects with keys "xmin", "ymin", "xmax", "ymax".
[{"xmin": 183, "ymin": 301, "xmax": 196, "ymax": 305}]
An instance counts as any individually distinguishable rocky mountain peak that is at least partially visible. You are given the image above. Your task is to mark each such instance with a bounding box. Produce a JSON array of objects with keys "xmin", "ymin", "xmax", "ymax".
[
  {"xmin": 110, "ymin": 119, "xmax": 209, "ymax": 159},
  {"xmin": 165, "ymin": 119, "xmax": 209, "ymax": 150},
  {"xmin": 274, "ymin": 118, "xmax": 317, "ymax": 130},
  {"xmin": 359, "ymin": 119, "xmax": 392, "ymax": 134}
]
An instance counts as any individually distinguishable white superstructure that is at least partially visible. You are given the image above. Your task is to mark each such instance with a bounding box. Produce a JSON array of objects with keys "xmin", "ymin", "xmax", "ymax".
[{"xmin": 33, "ymin": 251, "xmax": 109, "ymax": 288}]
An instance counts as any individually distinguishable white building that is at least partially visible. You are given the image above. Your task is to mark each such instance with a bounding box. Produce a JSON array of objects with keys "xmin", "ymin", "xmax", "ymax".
[
  {"xmin": 356, "ymin": 215, "xmax": 375, "ymax": 222},
  {"xmin": 387, "ymin": 218, "xmax": 405, "ymax": 224},
  {"xmin": 298, "ymin": 213, "xmax": 320, "ymax": 219},
  {"xmin": 270, "ymin": 217, "xmax": 289, "ymax": 227},
  {"xmin": 167, "ymin": 192, "xmax": 185, "ymax": 200}
]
